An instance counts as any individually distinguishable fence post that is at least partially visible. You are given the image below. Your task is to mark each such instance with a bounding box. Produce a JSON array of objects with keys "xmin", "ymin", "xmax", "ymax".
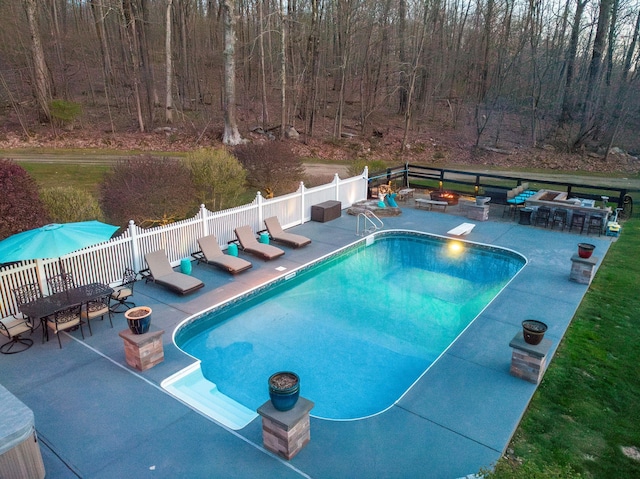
[
  {"xmin": 404, "ymin": 162, "xmax": 409, "ymax": 187},
  {"xmin": 334, "ymin": 173, "xmax": 340, "ymax": 200},
  {"xmin": 128, "ymin": 220, "xmax": 141, "ymax": 273},
  {"xmin": 200, "ymin": 204, "xmax": 208, "ymax": 237},
  {"xmin": 299, "ymin": 182, "xmax": 306, "ymax": 225},
  {"xmin": 257, "ymin": 191, "xmax": 264, "ymax": 227}
]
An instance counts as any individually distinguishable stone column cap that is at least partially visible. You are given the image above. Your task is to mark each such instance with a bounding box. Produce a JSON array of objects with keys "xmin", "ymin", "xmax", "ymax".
[
  {"xmin": 258, "ymin": 397, "xmax": 314, "ymax": 430},
  {"xmin": 509, "ymin": 331, "xmax": 553, "ymax": 358}
]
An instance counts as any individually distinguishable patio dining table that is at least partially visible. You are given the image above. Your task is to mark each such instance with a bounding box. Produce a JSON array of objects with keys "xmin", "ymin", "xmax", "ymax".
[{"xmin": 19, "ymin": 283, "xmax": 114, "ymax": 340}]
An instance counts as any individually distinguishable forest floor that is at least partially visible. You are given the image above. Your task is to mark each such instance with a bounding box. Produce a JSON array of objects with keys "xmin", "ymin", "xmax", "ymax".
[{"xmin": 1, "ymin": 109, "xmax": 639, "ymax": 177}]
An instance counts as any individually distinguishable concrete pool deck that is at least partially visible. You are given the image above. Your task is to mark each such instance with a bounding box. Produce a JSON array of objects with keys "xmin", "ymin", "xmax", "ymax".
[{"xmin": 0, "ymin": 203, "xmax": 615, "ymax": 478}]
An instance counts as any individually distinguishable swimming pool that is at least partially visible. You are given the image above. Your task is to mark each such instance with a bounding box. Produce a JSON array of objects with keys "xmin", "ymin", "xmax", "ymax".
[{"xmin": 163, "ymin": 231, "xmax": 526, "ymax": 429}]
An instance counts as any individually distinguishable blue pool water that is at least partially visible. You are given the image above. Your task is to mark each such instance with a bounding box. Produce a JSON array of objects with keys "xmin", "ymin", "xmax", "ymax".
[{"xmin": 173, "ymin": 231, "xmax": 525, "ymax": 422}]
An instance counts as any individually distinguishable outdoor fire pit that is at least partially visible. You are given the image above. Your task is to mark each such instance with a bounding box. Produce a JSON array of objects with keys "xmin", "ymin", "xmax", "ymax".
[{"xmin": 430, "ymin": 190, "xmax": 460, "ymax": 205}]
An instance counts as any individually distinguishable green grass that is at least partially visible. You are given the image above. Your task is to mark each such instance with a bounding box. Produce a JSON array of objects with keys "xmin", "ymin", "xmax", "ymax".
[
  {"xmin": 20, "ymin": 162, "xmax": 110, "ymax": 194},
  {"xmin": 484, "ymin": 216, "xmax": 640, "ymax": 478}
]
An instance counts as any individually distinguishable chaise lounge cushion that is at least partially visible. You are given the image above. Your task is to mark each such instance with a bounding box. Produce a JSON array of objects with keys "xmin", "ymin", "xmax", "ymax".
[
  {"xmin": 234, "ymin": 226, "xmax": 285, "ymax": 261},
  {"xmin": 193, "ymin": 235, "xmax": 252, "ymax": 274},
  {"xmin": 264, "ymin": 217, "xmax": 311, "ymax": 248},
  {"xmin": 145, "ymin": 249, "xmax": 204, "ymax": 295}
]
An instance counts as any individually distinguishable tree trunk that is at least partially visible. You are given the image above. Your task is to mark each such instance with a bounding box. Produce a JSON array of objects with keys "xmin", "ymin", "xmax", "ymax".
[
  {"xmin": 122, "ymin": 0, "xmax": 146, "ymax": 132},
  {"xmin": 165, "ymin": 0, "xmax": 174, "ymax": 124},
  {"xmin": 558, "ymin": 0, "xmax": 587, "ymax": 127},
  {"xmin": 222, "ymin": 0, "xmax": 243, "ymax": 145},
  {"xmin": 576, "ymin": 0, "xmax": 613, "ymax": 146},
  {"xmin": 258, "ymin": 0, "xmax": 269, "ymax": 129},
  {"xmin": 24, "ymin": 0, "xmax": 53, "ymax": 121},
  {"xmin": 279, "ymin": 0, "xmax": 286, "ymax": 139}
]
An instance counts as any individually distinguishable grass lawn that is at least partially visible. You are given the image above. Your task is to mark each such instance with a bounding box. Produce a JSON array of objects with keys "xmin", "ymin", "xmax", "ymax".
[{"xmin": 483, "ymin": 215, "xmax": 640, "ymax": 478}]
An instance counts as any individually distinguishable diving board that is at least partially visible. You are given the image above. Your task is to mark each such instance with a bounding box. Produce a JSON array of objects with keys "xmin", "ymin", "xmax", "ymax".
[{"xmin": 447, "ymin": 223, "xmax": 476, "ymax": 236}]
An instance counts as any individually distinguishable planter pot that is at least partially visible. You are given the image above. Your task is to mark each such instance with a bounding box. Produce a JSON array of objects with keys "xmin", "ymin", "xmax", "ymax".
[
  {"xmin": 577, "ymin": 243, "xmax": 596, "ymax": 259},
  {"xmin": 268, "ymin": 372, "xmax": 300, "ymax": 411},
  {"xmin": 124, "ymin": 306, "xmax": 152, "ymax": 335},
  {"xmin": 522, "ymin": 319, "xmax": 548, "ymax": 345}
]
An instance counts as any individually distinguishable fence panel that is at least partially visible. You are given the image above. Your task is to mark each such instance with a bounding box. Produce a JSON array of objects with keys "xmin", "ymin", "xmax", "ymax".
[{"xmin": 0, "ymin": 173, "xmax": 367, "ymax": 318}]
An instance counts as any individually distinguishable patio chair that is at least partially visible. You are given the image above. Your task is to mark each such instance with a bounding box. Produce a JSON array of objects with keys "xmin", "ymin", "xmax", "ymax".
[
  {"xmin": 46, "ymin": 303, "xmax": 85, "ymax": 348},
  {"xmin": 534, "ymin": 206, "xmax": 551, "ymax": 227},
  {"xmin": 81, "ymin": 284, "xmax": 113, "ymax": 333},
  {"xmin": 0, "ymin": 315, "xmax": 35, "ymax": 354},
  {"xmin": 47, "ymin": 272, "xmax": 76, "ymax": 294},
  {"xmin": 192, "ymin": 235, "xmax": 252, "ymax": 274},
  {"xmin": 144, "ymin": 249, "xmax": 205, "ymax": 295},
  {"xmin": 110, "ymin": 268, "xmax": 137, "ymax": 312},
  {"xmin": 264, "ymin": 217, "xmax": 311, "ymax": 248},
  {"xmin": 550, "ymin": 208, "xmax": 568, "ymax": 231},
  {"xmin": 234, "ymin": 226, "xmax": 285, "ymax": 261},
  {"xmin": 586, "ymin": 214, "xmax": 604, "ymax": 236}
]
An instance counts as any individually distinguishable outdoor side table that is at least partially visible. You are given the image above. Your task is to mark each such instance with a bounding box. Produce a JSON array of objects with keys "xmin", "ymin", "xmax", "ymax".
[
  {"xmin": 257, "ymin": 397, "xmax": 314, "ymax": 460},
  {"xmin": 0, "ymin": 384, "xmax": 46, "ymax": 479},
  {"xmin": 119, "ymin": 326, "xmax": 165, "ymax": 371}
]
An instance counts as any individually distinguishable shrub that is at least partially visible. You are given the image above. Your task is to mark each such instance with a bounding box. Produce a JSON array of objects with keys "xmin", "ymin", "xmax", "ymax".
[
  {"xmin": 347, "ymin": 158, "xmax": 387, "ymax": 177},
  {"xmin": 0, "ymin": 159, "xmax": 49, "ymax": 240},
  {"xmin": 99, "ymin": 155, "xmax": 196, "ymax": 228},
  {"xmin": 232, "ymin": 141, "xmax": 304, "ymax": 197},
  {"xmin": 49, "ymin": 99, "xmax": 82, "ymax": 126},
  {"xmin": 183, "ymin": 148, "xmax": 247, "ymax": 211},
  {"xmin": 40, "ymin": 186, "xmax": 104, "ymax": 223}
]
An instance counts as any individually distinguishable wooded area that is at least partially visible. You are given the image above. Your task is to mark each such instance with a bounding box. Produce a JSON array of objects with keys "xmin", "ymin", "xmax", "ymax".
[{"xmin": 1, "ymin": 0, "xmax": 639, "ymax": 156}]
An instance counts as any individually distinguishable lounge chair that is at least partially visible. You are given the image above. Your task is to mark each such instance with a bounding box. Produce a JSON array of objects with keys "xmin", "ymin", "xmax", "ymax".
[
  {"xmin": 192, "ymin": 235, "xmax": 253, "ymax": 274},
  {"xmin": 144, "ymin": 249, "xmax": 204, "ymax": 295},
  {"xmin": 264, "ymin": 217, "xmax": 311, "ymax": 248},
  {"xmin": 234, "ymin": 226, "xmax": 285, "ymax": 261}
]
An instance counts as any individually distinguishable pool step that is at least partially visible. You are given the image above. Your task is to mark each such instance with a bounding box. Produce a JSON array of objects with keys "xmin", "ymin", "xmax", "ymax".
[{"xmin": 161, "ymin": 362, "xmax": 258, "ymax": 430}]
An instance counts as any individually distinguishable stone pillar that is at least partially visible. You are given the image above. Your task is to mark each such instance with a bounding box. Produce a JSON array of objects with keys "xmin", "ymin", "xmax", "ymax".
[
  {"xmin": 257, "ymin": 397, "xmax": 314, "ymax": 460},
  {"xmin": 509, "ymin": 332, "xmax": 552, "ymax": 384},
  {"xmin": 118, "ymin": 326, "xmax": 164, "ymax": 371},
  {"xmin": 570, "ymin": 254, "xmax": 598, "ymax": 285}
]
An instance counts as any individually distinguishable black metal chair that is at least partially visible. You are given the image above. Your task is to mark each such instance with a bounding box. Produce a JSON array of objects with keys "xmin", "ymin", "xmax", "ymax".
[
  {"xmin": 550, "ymin": 208, "xmax": 568, "ymax": 231},
  {"xmin": 586, "ymin": 215, "xmax": 605, "ymax": 236},
  {"xmin": 534, "ymin": 206, "xmax": 551, "ymax": 227},
  {"xmin": 1, "ymin": 283, "xmax": 43, "ymax": 354},
  {"xmin": 569, "ymin": 212, "xmax": 586, "ymax": 234},
  {"xmin": 81, "ymin": 284, "xmax": 113, "ymax": 333},
  {"xmin": 46, "ymin": 303, "xmax": 85, "ymax": 348},
  {"xmin": 47, "ymin": 272, "xmax": 77, "ymax": 294},
  {"xmin": 109, "ymin": 268, "xmax": 137, "ymax": 313}
]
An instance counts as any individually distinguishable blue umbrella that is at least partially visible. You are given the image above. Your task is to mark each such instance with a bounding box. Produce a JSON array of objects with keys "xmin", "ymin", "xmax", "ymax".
[{"xmin": 0, "ymin": 221, "xmax": 119, "ymax": 264}]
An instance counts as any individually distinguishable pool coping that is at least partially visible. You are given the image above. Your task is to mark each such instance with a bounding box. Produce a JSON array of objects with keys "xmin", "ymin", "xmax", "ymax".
[{"xmin": 0, "ymin": 204, "xmax": 614, "ymax": 478}]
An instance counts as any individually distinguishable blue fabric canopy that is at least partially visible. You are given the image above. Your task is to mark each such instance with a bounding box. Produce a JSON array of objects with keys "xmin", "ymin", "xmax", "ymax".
[{"xmin": 0, "ymin": 221, "xmax": 119, "ymax": 264}]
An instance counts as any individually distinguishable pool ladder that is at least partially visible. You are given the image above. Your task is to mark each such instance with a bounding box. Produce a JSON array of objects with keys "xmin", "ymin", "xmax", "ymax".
[{"xmin": 356, "ymin": 211, "xmax": 384, "ymax": 236}]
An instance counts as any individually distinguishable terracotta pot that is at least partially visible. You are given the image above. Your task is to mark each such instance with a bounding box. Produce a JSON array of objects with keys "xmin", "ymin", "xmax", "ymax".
[
  {"xmin": 577, "ymin": 243, "xmax": 596, "ymax": 259},
  {"xmin": 522, "ymin": 320, "xmax": 548, "ymax": 345}
]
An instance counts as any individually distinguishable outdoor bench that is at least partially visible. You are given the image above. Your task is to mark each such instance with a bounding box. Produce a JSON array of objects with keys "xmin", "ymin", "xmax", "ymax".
[{"xmin": 415, "ymin": 198, "xmax": 448, "ymax": 211}]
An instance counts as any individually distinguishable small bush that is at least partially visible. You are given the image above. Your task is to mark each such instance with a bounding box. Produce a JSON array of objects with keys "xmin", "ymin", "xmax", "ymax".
[
  {"xmin": 233, "ymin": 141, "xmax": 304, "ymax": 197},
  {"xmin": 99, "ymin": 155, "xmax": 196, "ymax": 228},
  {"xmin": 347, "ymin": 158, "xmax": 387, "ymax": 177},
  {"xmin": 0, "ymin": 159, "xmax": 50, "ymax": 240},
  {"xmin": 40, "ymin": 186, "xmax": 104, "ymax": 223},
  {"xmin": 49, "ymin": 99, "xmax": 82, "ymax": 125},
  {"xmin": 183, "ymin": 148, "xmax": 247, "ymax": 211}
]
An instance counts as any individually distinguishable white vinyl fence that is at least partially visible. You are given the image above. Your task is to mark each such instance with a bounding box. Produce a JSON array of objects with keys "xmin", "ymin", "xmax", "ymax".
[{"xmin": 0, "ymin": 171, "xmax": 368, "ymax": 318}]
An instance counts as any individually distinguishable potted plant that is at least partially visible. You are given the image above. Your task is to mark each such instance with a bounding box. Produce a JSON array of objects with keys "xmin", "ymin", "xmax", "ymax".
[
  {"xmin": 577, "ymin": 243, "xmax": 596, "ymax": 259},
  {"xmin": 522, "ymin": 319, "xmax": 548, "ymax": 345},
  {"xmin": 268, "ymin": 371, "xmax": 300, "ymax": 411},
  {"xmin": 124, "ymin": 306, "xmax": 152, "ymax": 334}
]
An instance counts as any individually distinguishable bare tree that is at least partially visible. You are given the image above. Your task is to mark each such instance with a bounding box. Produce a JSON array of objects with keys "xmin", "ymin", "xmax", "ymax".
[
  {"xmin": 222, "ymin": 0, "xmax": 243, "ymax": 144},
  {"xmin": 165, "ymin": 0, "xmax": 174, "ymax": 124},
  {"xmin": 24, "ymin": 0, "xmax": 54, "ymax": 121}
]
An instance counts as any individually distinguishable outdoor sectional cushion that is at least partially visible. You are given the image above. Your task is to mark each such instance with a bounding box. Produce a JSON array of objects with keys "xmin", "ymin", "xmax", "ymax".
[{"xmin": 145, "ymin": 249, "xmax": 204, "ymax": 295}]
